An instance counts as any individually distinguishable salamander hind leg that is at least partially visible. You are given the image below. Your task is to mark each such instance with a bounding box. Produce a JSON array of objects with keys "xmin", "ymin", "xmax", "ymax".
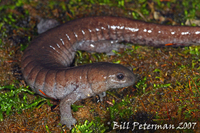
[
  {"xmin": 77, "ymin": 40, "xmax": 130, "ymax": 55},
  {"xmin": 104, "ymin": 41, "xmax": 131, "ymax": 55}
]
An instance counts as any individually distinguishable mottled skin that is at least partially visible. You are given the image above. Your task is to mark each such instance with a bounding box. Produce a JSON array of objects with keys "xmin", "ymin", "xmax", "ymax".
[{"xmin": 21, "ymin": 16, "xmax": 200, "ymax": 129}]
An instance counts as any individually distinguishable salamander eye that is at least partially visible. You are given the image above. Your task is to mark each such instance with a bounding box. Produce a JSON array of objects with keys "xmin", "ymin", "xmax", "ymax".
[{"xmin": 117, "ymin": 73, "xmax": 124, "ymax": 80}]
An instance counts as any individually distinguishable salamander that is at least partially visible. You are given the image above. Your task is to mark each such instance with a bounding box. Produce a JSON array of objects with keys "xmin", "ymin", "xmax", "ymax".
[{"xmin": 21, "ymin": 16, "xmax": 200, "ymax": 129}]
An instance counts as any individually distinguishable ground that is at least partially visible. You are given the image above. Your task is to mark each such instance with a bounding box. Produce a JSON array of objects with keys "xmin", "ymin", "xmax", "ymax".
[{"xmin": 0, "ymin": 0, "xmax": 199, "ymax": 132}]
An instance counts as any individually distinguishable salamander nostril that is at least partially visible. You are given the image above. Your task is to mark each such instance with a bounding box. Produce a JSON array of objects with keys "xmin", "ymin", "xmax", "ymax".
[{"xmin": 117, "ymin": 73, "xmax": 124, "ymax": 80}]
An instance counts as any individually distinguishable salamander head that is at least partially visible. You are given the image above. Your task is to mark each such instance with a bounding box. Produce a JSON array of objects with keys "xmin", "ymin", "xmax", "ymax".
[
  {"xmin": 88, "ymin": 62, "xmax": 136, "ymax": 94},
  {"xmin": 106, "ymin": 63, "xmax": 136, "ymax": 89}
]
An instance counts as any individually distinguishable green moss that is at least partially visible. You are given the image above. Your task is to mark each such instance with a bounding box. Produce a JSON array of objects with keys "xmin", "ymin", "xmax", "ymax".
[
  {"xmin": 135, "ymin": 77, "xmax": 148, "ymax": 94},
  {"xmin": 0, "ymin": 84, "xmax": 51, "ymax": 121},
  {"xmin": 71, "ymin": 120, "xmax": 107, "ymax": 133},
  {"xmin": 71, "ymin": 104, "xmax": 84, "ymax": 112},
  {"xmin": 108, "ymin": 96, "xmax": 134, "ymax": 121}
]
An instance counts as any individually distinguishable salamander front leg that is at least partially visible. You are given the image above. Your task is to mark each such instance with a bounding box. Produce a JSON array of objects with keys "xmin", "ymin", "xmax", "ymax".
[{"xmin": 59, "ymin": 92, "xmax": 81, "ymax": 129}]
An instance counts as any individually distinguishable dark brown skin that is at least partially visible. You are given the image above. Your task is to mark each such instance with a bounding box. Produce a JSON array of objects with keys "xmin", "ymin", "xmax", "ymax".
[{"xmin": 21, "ymin": 16, "xmax": 200, "ymax": 129}]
